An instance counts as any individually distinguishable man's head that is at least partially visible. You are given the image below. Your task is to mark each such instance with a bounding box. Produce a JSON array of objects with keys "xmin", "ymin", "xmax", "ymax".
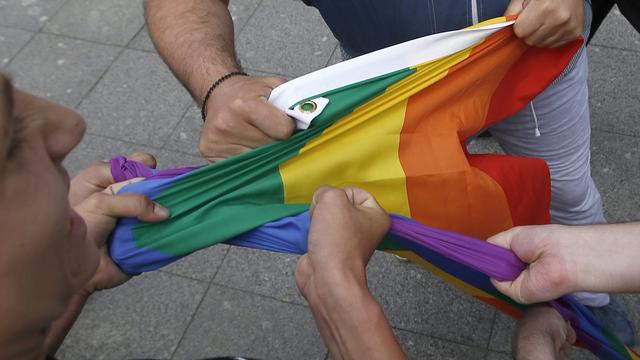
[{"xmin": 0, "ymin": 74, "xmax": 98, "ymax": 340}]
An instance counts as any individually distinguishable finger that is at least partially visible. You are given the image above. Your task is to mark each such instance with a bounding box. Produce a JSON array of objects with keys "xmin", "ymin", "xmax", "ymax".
[
  {"xmin": 344, "ymin": 186, "xmax": 382, "ymax": 210},
  {"xmin": 203, "ymin": 106, "xmax": 275, "ymax": 148},
  {"xmin": 74, "ymin": 161, "xmax": 114, "ymax": 187},
  {"xmin": 259, "ymin": 76, "xmax": 287, "ymax": 90},
  {"xmin": 246, "ymin": 97, "xmax": 295, "ymax": 140},
  {"xmin": 310, "ymin": 185, "xmax": 359, "ymax": 221},
  {"xmin": 204, "ymin": 116, "xmax": 275, "ymax": 149},
  {"xmin": 490, "ymin": 277, "xmax": 530, "ymax": 304},
  {"xmin": 199, "ymin": 139, "xmax": 253, "ymax": 162},
  {"xmin": 538, "ymin": 28, "xmax": 580, "ymax": 48},
  {"xmin": 210, "ymin": 119, "xmax": 274, "ymax": 148},
  {"xmin": 103, "ymin": 177, "xmax": 145, "ymax": 195},
  {"xmin": 513, "ymin": 5, "xmax": 544, "ymax": 40},
  {"xmin": 344, "ymin": 187, "xmax": 391, "ymax": 235},
  {"xmin": 565, "ymin": 323, "xmax": 577, "ymax": 345},
  {"xmin": 523, "ymin": 23, "xmax": 558, "ymax": 47},
  {"xmin": 504, "ymin": 0, "xmax": 524, "ymax": 17},
  {"xmin": 487, "ymin": 227, "xmax": 519, "ymax": 249},
  {"xmin": 309, "ymin": 185, "xmax": 339, "ymax": 218},
  {"xmin": 535, "ymin": 32, "xmax": 565, "ymax": 48},
  {"xmin": 311, "ymin": 185, "xmax": 344, "ymax": 208},
  {"xmin": 93, "ymin": 193, "xmax": 170, "ymax": 222},
  {"xmin": 127, "ymin": 152, "xmax": 157, "ymax": 169}
]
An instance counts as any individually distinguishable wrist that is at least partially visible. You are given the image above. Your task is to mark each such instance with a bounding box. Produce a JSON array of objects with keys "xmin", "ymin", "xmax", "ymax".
[
  {"xmin": 197, "ymin": 64, "xmax": 242, "ymax": 102},
  {"xmin": 514, "ymin": 336, "xmax": 556, "ymax": 360},
  {"xmin": 309, "ymin": 271, "xmax": 377, "ymax": 328},
  {"xmin": 305, "ymin": 264, "xmax": 369, "ymax": 310},
  {"xmin": 201, "ymin": 71, "xmax": 248, "ymax": 122},
  {"xmin": 565, "ymin": 225, "xmax": 610, "ymax": 292}
]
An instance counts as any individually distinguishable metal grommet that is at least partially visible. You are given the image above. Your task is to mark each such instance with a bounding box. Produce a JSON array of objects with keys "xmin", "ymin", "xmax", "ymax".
[{"xmin": 298, "ymin": 100, "xmax": 318, "ymax": 114}]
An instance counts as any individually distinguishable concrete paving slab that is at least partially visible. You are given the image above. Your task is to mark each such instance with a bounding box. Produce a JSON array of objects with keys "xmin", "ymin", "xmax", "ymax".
[
  {"xmin": 64, "ymin": 133, "xmax": 156, "ymax": 176},
  {"xmin": 467, "ymin": 136, "xmax": 505, "ymax": 154},
  {"xmin": 128, "ymin": 26, "xmax": 156, "ymax": 53},
  {"xmin": 0, "ymin": 25, "xmax": 33, "ymax": 69},
  {"xmin": 214, "ymin": 246, "xmax": 304, "ymax": 305},
  {"xmin": 236, "ymin": 0, "xmax": 337, "ymax": 77},
  {"xmin": 588, "ymin": 46, "xmax": 640, "ymax": 138},
  {"xmin": 155, "ymin": 148, "xmax": 207, "ymax": 168},
  {"xmin": 78, "ymin": 49, "xmax": 192, "ymax": 147},
  {"xmin": 162, "ymin": 245, "xmax": 230, "ymax": 282},
  {"xmin": 44, "ymin": 0, "xmax": 144, "ymax": 46},
  {"xmin": 164, "ymin": 103, "xmax": 202, "ymax": 156},
  {"xmin": 591, "ymin": 130, "xmax": 640, "ymax": 222},
  {"xmin": 366, "ymin": 252, "xmax": 495, "ymax": 348},
  {"xmin": 393, "ymin": 328, "xmax": 486, "ymax": 359},
  {"xmin": 0, "ymin": 0, "xmax": 66, "ymax": 31},
  {"xmin": 7, "ymin": 33, "xmax": 119, "ymax": 107},
  {"xmin": 57, "ymin": 271, "xmax": 208, "ymax": 360},
  {"xmin": 325, "ymin": 44, "xmax": 342, "ymax": 67},
  {"xmin": 590, "ymin": 7, "xmax": 640, "ymax": 53},
  {"xmin": 172, "ymin": 284, "xmax": 326, "ymax": 360},
  {"xmin": 229, "ymin": 0, "xmax": 262, "ymax": 33},
  {"xmin": 487, "ymin": 311, "xmax": 514, "ymax": 353}
]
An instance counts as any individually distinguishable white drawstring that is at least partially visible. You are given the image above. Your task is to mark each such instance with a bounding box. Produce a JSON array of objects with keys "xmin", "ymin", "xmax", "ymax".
[
  {"xmin": 530, "ymin": 101, "xmax": 541, "ymax": 137},
  {"xmin": 471, "ymin": 0, "xmax": 479, "ymax": 24}
]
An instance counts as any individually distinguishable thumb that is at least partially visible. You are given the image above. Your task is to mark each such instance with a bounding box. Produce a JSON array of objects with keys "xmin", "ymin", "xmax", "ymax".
[
  {"xmin": 310, "ymin": 185, "xmax": 342, "ymax": 218},
  {"xmin": 344, "ymin": 186, "xmax": 390, "ymax": 236},
  {"xmin": 487, "ymin": 227, "xmax": 519, "ymax": 249},
  {"xmin": 260, "ymin": 76, "xmax": 288, "ymax": 90},
  {"xmin": 490, "ymin": 275, "xmax": 531, "ymax": 304},
  {"xmin": 91, "ymin": 193, "xmax": 170, "ymax": 222},
  {"xmin": 565, "ymin": 323, "xmax": 577, "ymax": 345},
  {"xmin": 344, "ymin": 186, "xmax": 383, "ymax": 210},
  {"xmin": 504, "ymin": 0, "xmax": 524, "ymax": 16}
]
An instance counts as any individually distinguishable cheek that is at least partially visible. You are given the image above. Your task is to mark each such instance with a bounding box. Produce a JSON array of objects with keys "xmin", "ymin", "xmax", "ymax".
[
  {"xmin": 61, "ymin": 210, "xmax": 99, "ymax": 292},
  {"xmin": 64, "ymin": 240, "xmax": 99, "ymax": 288}
]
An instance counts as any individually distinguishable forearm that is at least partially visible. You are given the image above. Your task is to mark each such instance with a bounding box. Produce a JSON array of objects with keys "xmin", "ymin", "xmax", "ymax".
[
  {"xmin": 567, "ymin": 222, "xmax": 640, "ymax": 293},
  {"xmin": 514, "ymin": 334, "xmax": 557, "ymax": 360},
  {"xmin": 307, "ymin": 272, "xmax": 406, "ymax": 360},
  {"xmin": 44, "ymin": 292, "xmax": 90, "ymax": 356},
  {"xmin": 145, "ymin": 0, "xmax": 240, "ymax": 102}
]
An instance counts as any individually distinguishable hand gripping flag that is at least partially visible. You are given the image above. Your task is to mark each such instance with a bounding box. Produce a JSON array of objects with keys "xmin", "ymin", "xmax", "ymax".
[{"xmin": 108, "ymin": 17, "xmax": 639, "ymax": 360}]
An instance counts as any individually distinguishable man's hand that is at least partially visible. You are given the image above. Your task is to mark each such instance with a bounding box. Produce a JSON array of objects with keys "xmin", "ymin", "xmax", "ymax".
[
  {"xmin": 505, "ymin": 0, "xmax": 584, "ymax": 48},
  {"xmin": 46, "ymin": 154, "xmax": 170, "ymax": 355},
  {"xmin": 514, "ymin": 307, "xmax": 576, "ymax": 360},
  {"xmin": 295, "ymin": 186, "xmax": 390, "ymax": 295},
  {"xmin": 70, "ymin": 153, "xmax": 169, "ymax": 294},
  {"xmin": 69, "ymin": 152, "xmax": 156, "ymax": 206},
  {"xmin": 487, "ymin": 225, "xmax": 578, "ymax": 304},
  {"xmin": 200, "ymin": 75, "xmax": 295, "ymax": 162},
  {"xmin": 295, "ymin": 186, "xmax": 405, "ymax": 360}
]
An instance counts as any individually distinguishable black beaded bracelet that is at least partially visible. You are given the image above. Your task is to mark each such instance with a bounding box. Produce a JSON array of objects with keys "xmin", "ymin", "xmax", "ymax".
[{"xmin": 201, "ymin": 71, "xmax": 248, "ymax": 122}]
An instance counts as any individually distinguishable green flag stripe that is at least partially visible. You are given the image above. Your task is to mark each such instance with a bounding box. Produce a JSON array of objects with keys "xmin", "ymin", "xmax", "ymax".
[{"xmin": 132, "ymin": 68, "xmax": 416, "ymax": 255}]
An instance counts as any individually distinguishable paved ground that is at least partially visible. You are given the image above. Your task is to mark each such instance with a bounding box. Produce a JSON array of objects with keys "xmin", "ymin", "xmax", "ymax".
[{"xmin": 1, "ymin": 1, "xmax": 639, "ymax": 359}]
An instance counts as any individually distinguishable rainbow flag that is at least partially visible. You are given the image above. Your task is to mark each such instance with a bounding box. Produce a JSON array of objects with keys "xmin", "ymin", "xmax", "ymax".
[{"xmin": 109, "ymin": 17, "xmax": 639, "ymax": 359}]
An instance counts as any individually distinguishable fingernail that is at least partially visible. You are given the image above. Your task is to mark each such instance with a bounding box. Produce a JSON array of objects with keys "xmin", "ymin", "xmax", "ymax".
[{"xmin": 153, "ymin": 203, "xmax": 170, "ymax": 218}]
